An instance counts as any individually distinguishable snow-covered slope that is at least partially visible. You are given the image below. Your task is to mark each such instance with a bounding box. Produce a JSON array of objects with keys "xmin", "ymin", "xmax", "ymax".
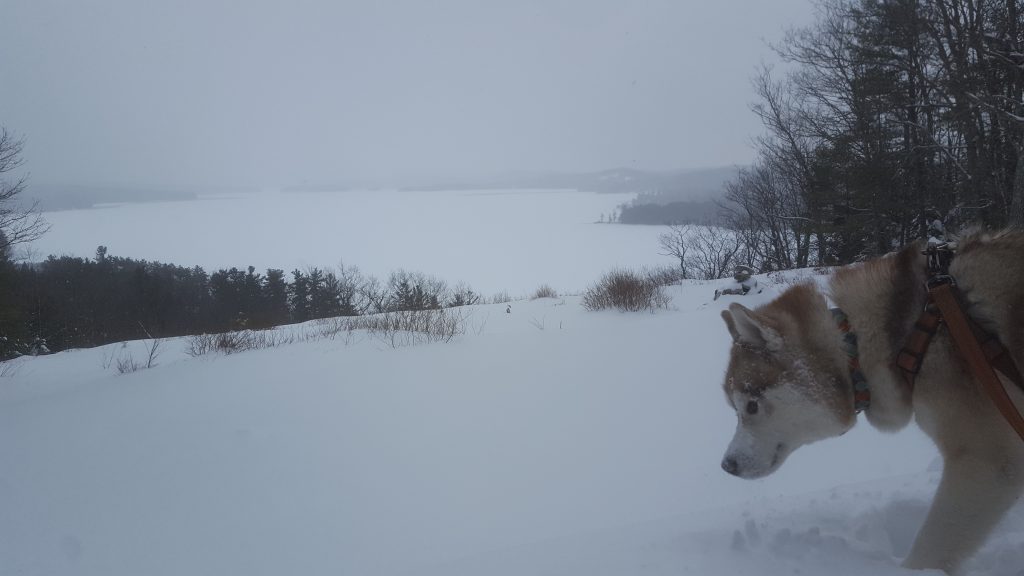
[{"xmin": 1, "ymin": 275, "xmax": 1021, "ymax": 575}]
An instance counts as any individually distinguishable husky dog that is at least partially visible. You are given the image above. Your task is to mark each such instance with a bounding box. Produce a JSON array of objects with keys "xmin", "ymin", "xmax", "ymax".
[{"xmin": 719, "ymin": 230, "xmax": 1024, "ymax": 573}]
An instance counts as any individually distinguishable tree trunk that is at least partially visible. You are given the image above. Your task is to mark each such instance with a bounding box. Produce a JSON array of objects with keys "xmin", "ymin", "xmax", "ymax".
[{"xmin": 1011, "ymin": 143, "xmax": 1024, "ymax": 228}]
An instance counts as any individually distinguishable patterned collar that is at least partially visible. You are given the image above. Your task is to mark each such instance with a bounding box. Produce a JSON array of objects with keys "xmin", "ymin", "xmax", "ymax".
[{"xmin": 831, "ymin": 308, "xmax": 871, "ymax": 413}]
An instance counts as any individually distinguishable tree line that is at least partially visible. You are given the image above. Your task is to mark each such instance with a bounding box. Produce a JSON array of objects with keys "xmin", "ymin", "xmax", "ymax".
[
  {"xmin": 722, "ymin": 0, "xmax": 1024, "ymax": 271},
  {"xmin": 0, "ymin": 246, "xmax": 480, "ymax": 359},
  {"xmin": 616, "ymin": 200, "xmax": 721, "ymax": 225}
]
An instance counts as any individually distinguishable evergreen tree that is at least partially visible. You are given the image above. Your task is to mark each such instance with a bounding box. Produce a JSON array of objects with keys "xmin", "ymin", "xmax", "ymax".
[
  {"xmin": 263, "ymin": 269, "xmax": 290, "ymax": 326},
  {"xmin": 289, "ymin": 270, "xmax": 310, "ymax": 323}
]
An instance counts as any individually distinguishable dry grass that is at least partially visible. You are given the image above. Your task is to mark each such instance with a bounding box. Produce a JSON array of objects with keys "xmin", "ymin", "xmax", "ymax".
[
  {"xmin": 186, "ymin": 330, "xmax": 297, "ymax": 357},
  {"xmin": 491, "ymin": 290, "xmax": 513, "ymax": 304},
  {"xmin": 111, "ymin": 339, "xmax": 163, "ymax": 374},
  {"xmin": 116, "ymin": 354, "xmax": 141, "ymax": 374},
  {"xmin": 342, "ymin": 309, "xmax": 464, "ymax": 347},
  {"xmin": 186, "ymin": 308, "xmax": 465, "ymax": 356}
]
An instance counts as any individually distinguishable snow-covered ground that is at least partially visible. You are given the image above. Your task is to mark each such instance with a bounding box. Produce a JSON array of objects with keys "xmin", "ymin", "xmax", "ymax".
[
  {"xmin": 4, "ymin": 274, "xmax": 1022, "ymax": 575},
  {"xmin": 30, "ymin": 189, "xmax": 664, "ymax": 296}
]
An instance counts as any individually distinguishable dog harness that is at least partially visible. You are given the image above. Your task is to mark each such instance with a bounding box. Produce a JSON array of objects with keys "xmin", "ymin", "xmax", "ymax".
[
  {"xmin": 897, "ymin": 242, "xmax": 1024, "ymax": 442},
  {"xmin": 831, "ymin": 308, "xmax": 871, "ymax": 413}
]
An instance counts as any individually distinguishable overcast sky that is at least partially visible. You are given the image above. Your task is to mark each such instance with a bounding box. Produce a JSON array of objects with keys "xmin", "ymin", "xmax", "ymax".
[{"xmin": 1, "ymin": 0, "xmax": 813, "ymax": 190}]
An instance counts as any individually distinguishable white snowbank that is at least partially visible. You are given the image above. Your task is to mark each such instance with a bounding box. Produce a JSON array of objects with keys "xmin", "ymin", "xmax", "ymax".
[{"xmin": 1, "ymin": 274, "xmax": 1020, "ymax": 575}]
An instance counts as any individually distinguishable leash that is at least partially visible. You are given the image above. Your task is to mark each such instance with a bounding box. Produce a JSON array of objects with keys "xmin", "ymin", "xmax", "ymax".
[{"xmin": 897, "ymin": 242, "xmax": 1024, "ymax": 442}]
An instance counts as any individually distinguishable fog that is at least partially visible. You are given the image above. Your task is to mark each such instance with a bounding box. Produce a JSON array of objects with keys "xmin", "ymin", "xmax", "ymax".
[{"xmin": 2, "ymin": 0, "xmax": 812, "ymax": 190}]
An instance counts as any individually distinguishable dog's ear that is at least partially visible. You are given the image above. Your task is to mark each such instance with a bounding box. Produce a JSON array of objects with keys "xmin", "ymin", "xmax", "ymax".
[{"xmin": 722, "ymin": 304, "xmax": 782, "ymax": 352}]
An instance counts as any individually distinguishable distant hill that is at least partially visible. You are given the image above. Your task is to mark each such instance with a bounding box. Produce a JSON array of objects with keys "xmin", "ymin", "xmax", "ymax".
[
  {"xmin": 396, "ymin": 166, "xmax": 742, "ymax": 200},
  {"xmin": 401, "ymin": 165, "xmax": 742, "ymax": 225},
  {"xmin": 24, "ymin": 184, "xmax": 200, "ymax": 211},
  {"xmin": 611, "ymin": 166, "xmax": 741, "ymax": 225},
  {"xmin": 619, "ymin": 165, "xmax": 740, "ymax": 203}
]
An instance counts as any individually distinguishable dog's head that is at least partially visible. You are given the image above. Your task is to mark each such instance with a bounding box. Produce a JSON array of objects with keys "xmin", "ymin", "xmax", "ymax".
[{"xmin": 719, "ymin": 286, "xmax": 855, "ymax": 479}]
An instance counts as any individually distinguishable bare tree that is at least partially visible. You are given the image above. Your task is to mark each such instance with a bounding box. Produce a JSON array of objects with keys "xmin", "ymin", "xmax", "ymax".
[
  {"xmin": 659, "ymin": 222, "xmax": 744, "ymax": 280},
  {"xmin": 657, "ymin": 224, "xmax": 690, "ymax": 279},
  {"xmin": 0, "ymin": 128, "xmax": 48, "ymax": 258},
  {"xmin": 357, "ymin": 275, "xmax": 389, "ymax": 315},
  {"xmin": 683, "ymin": 225, "xmax": 744, "ymax": 280},
  {"xmin": 722, "ymin": 162, "xmax": 811, "ymax": 271},
  {"xmin": 335, "ymin": 261, "xmax": 372, "ymax": 315}
]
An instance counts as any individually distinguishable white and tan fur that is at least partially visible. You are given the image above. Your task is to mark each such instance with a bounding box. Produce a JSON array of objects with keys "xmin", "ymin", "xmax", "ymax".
[{"xmin": 719, "ymin": 230, "xmax": 1024, "ymax": 573}]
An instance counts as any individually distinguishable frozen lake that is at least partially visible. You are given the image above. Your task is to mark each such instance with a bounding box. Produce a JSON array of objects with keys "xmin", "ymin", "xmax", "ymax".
[{"xmin": 31, "ymin": 189, "xmax": 668, "ymax": 297}]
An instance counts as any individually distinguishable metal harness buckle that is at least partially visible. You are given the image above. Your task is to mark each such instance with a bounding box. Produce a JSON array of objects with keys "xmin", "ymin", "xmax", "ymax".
[{"xmin": 923, "ymin": 242, "xmax": 955, "ymax": 289}]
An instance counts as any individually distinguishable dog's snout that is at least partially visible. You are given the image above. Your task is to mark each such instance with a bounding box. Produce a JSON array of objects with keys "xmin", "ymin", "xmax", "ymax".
[{"xmin": 721, "ymin": 456, "xmax": 740, "ymax": 476}]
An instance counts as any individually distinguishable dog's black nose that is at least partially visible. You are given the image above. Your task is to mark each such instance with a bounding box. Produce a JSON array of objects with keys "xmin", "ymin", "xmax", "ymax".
[{"xmin": 722, "ymin": 457, "xmax": 740, "ymax": 476}]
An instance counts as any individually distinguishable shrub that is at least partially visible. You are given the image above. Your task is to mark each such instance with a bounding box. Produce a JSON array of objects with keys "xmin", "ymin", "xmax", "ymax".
[
  {"xmin": 186, "ymin": 329, "xmax": 294, "ymax": 357},
  {"xmin": 186, "ymin": 333, "xmax": 217, "ymax": 357},
  {"xmin": 344, "ymin": 308, "xmax": 464, "ymax": 347},
  {"xmin": 582, "ymin": 268, "xmax": 671, "ymax": 312},
  {"xmin": 531, "ymin": 284, "xmax": 558, "ymax": 299}
]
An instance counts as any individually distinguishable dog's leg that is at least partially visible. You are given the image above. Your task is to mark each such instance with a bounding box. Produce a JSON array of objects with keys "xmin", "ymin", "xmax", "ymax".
[{"xmin": 902, "ymin": 452, "xmax": 1024, "ymax": 572}]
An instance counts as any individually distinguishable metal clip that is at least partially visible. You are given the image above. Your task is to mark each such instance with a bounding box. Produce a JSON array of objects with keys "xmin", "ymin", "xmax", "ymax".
[{"xmin": 922, "ymin": 241, "xmax": 955, "ymax": 287}]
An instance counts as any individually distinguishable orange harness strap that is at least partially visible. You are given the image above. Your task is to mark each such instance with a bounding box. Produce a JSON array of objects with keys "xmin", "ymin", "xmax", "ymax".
[
  {"xmin": 895, "ymin": 242, "xmax": 1024, "ymax": 441},
  {"xmin": 928, "ymin": 283, "xmax": 1024, "ymax": 442},
  {"xmin": 897, "ymin": 270, "xmax": 1024, "ymax": 440}
]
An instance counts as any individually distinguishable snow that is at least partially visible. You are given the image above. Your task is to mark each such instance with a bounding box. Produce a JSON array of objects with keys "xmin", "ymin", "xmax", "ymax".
[
  {"xmin": 10, "ymin": 190, "xmax": 1024, "ymax": 573},
  {"xmin": 4, "ymin": 275, "xmax": 1023, "ymax": 575}
]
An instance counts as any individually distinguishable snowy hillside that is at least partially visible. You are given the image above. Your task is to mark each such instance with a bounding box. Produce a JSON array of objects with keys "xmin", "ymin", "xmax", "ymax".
[{"xmin": 2, "ymin": 274, "xmax": 1022, "ymax": 576}]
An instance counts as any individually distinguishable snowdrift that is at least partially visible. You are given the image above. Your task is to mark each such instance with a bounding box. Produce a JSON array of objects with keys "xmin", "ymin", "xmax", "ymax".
[{"xmin": 1, "ymin": 274, "xmax": 1021, "ymax": 575}]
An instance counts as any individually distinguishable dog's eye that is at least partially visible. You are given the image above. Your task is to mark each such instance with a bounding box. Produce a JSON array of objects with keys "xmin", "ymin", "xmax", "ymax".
[{"xmin": 745, "ymin": 400, "xmax": 759, "ymax": 415}]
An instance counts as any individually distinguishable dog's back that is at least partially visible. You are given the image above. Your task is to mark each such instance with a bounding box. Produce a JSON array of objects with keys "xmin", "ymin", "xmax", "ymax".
[{"xmin": 951, "ymin": 230, "xmax": 1024, "ymax": 362}]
